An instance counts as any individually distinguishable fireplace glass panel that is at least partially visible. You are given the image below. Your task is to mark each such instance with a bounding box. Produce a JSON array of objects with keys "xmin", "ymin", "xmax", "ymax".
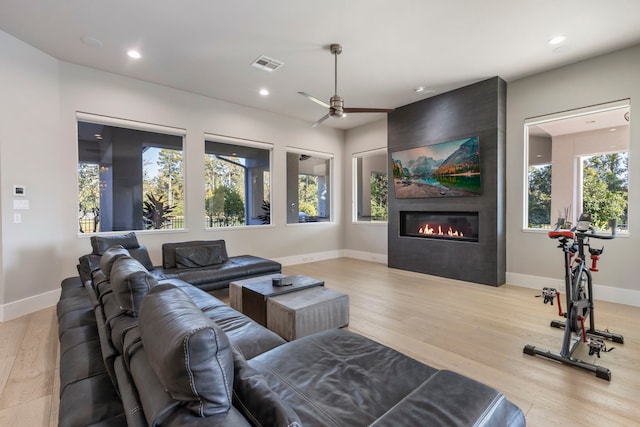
[{"xmin": 400, "ymin": 211, "xmax": 479, "ymax": 242}]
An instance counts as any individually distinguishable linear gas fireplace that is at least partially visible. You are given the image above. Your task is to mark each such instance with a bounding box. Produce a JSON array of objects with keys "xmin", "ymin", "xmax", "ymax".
[{"xmin": 400, "ymin": 211, "xmax": 479, "ymax": 242}]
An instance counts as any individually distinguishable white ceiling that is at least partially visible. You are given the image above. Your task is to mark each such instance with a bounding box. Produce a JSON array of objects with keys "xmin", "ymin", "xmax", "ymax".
[
  {"xmin": 1, "ymin": 0, "xmax": 639, "ymax": 130},
  {"xmin": 530, "ymin": 107, "xmax": 630, "ymax": 137}
]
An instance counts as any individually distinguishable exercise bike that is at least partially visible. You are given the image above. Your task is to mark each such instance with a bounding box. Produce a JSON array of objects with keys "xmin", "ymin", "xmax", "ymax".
[{"xmin": 523, "ymin": 213, "xmax": 624, "ymax": 381}]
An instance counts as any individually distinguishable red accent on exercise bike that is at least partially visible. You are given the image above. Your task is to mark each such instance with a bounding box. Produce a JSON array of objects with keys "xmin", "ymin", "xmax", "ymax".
[
  {"xmin": 556, "ymin": 292, "xmax": 563, "ymax": 317},
  {"xmin": 548, "ymin": 230, "xmax": 575, "ymax": 239},
  {"xmin": 579, "ymin": 316, "xmax": 587, "ymax": 342},
  {"xmin": 590, "ymin": 255, "xmax": 600, "ymax": 272}
]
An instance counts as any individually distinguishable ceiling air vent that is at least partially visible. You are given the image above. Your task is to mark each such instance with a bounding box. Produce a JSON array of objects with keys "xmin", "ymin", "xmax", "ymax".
[{"xmin": 251, "ymin": 55, "xmax": 284, "ymax": 72}]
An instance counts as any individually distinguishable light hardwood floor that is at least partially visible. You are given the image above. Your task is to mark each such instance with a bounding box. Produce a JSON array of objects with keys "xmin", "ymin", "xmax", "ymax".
[{"xmin": 1, "ymin": 257, "xmax": 638, "ymax": 426}]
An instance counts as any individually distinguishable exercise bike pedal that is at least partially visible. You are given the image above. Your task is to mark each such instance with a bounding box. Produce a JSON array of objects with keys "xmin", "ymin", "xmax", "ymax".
[{"xmin": 550, "ymin": 320, "xmax": 566, "ymax": 329}]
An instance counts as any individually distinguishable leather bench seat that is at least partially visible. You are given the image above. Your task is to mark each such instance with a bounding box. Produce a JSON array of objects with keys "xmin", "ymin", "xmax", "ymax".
[{"xmin": 156, "ymin": 255, "xmax": 282, "ymax": 291}]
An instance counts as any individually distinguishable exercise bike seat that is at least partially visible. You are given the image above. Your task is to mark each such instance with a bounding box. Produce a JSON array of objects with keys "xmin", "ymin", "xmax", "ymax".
[{"xmin": 549, "ymin": 230, "xmax": 574, "ymax": 239}]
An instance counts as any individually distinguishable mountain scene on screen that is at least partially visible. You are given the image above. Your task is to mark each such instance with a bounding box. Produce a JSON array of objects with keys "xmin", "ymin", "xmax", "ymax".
[{"xmin": 392, "ymin": 136, "xmax": 481, "ymax": 198}]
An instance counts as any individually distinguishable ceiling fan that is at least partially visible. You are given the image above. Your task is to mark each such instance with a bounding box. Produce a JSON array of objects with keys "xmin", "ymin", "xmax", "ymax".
[{"xmin": 299, "ymin": 43, "xmax": 395, "ymax": 127}]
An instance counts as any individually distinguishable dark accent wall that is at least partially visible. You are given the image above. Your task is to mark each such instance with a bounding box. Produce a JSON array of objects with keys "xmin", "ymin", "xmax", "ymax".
[{"xmin": 387, "ymin": 77, "xmax": 506, "ymax": 286}]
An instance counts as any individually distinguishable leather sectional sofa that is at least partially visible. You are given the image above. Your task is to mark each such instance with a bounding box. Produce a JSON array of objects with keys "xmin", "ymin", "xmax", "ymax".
[{"xmin": 58, "ymin": 235, "xmax": 526, "ymax": 426}]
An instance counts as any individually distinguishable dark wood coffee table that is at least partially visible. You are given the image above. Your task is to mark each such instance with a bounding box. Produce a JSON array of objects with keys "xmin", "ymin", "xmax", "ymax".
[{"xmin": 241, "ymin": 275, "xmax": 324, "ymax": 326}]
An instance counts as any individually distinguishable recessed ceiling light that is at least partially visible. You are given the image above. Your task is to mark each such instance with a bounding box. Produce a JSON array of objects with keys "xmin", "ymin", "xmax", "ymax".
[
  {"xmin": 549, "ymin": 35, "xmax": 567, "ymax": 45},
  {"xmin": 127, "ymin": 49, "xmax": 141, "ymax": 59},
  {"xmin": 610, "ymin": 128, "xmax": 617, "ymax": 132},
  {"xmin": 536, "ymin": 154, "xmax": 542, "ymax": 158},
  {"xmin": 414, "ymin": 86, "xmax": 434, "ymax": 95},
  {"xmin": 259, "ymin": 88, "xmax": 269, "ymax": 96}
]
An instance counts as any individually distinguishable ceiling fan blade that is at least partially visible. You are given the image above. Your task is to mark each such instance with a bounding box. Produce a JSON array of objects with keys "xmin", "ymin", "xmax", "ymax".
[
  {"xmin": 311, "ymin": 113, "xmax": 331, "ymax": 127},
  {"xmin": 298, "ymin": 92, "xmax": 330, "ymax": 109},
  {"xmin": 343, "ymin": 107, "xmax": 395, "ymax": 113}
]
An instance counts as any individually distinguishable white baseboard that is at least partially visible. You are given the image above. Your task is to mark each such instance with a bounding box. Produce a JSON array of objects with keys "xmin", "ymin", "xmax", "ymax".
[
  {"xmin": 342, "ymin": 249, "xmax": 387, "ymax": 264},
  {"xmin": 506, "ymin": 272, "xmax": 640, "ymax": 307},
  {"xmin": 274, "ymin": 250, "xmax": 344, "ymax": 267},
  {"xmin": 1, "ymin": 288, "xmax": 61, "ymax": 322},
  {"xmin": 274, "ymin": 249, "xmax": 387, "ymax": 267}
]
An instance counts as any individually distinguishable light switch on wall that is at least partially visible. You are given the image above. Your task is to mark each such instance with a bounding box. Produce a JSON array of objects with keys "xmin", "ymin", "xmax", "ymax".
[
  {"xmin": 13, "ymin": 199, "xmax": 29, "ymax": 210},
  {"xmin": 14, "ymin": 213, "xmax": 21, "ymax": 224}
]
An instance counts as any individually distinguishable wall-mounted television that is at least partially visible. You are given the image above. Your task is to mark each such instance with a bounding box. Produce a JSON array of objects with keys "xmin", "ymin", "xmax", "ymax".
[{"xmin": 391, "ymin": 136, "xmax": 480, "ymax": 198}]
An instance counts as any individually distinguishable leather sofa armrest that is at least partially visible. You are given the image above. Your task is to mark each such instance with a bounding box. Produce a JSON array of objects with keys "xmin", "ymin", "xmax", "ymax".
[{"xmin": 370, "ymin": 370, "xmax": 525, "ymax": 427}]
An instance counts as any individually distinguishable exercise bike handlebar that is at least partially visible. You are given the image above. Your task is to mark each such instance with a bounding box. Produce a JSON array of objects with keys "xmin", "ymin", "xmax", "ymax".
[{"xmin": 548, "ymin": 218, "xmax": 617, "ymax": 240}]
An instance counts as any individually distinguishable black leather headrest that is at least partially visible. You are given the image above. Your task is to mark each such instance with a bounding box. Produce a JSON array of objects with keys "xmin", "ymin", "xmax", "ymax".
[{"xmin": 139, "ymin": 283, "xmax": 234, "ymax": 416}]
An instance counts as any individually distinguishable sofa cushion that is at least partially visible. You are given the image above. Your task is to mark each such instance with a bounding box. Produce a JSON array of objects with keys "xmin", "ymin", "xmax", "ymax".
[
  {"xmin": 162, "ymin": 240, "xmax": 229, "ymax": 269},
  {"xmin": 77, "ymin": 253, "xmax": 101, "ymax": 284},
  {"xmin": 110, "ymin": 257, "xmax": 158, "ymax": 316},
  {"xmin": 231, "ymin": 348, "xmax": 301, "ymax": 426},
  {"xmin": 91, "ymin": 232, "xmax": 139, "ymax": 255},
  {"xmin": 369, "ymin": 370, "xmax": 526, "ymax": 427},
  {"xmin": 139, "ymin": 283, "xmax": 234, "ymax": 417},
  {"xmin": 249, "ymin": 328, "xmax": 438, "ymax": 426},
  {"xmin": 100, "ymin": 246, "xmax": 130, "ymax": 280},
  {"xmin": 90, "ymin": 232, "xmax": 154, "ymax": 270},
  {"xmin": 175, "ymin": 244, "xmax": 227, "ymax": 268}
]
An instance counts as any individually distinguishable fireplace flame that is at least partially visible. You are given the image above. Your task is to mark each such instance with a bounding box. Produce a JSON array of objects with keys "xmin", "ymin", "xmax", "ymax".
[{"xmin": 418, "ymin": 224, "xmax": 464, "ymax": 237}]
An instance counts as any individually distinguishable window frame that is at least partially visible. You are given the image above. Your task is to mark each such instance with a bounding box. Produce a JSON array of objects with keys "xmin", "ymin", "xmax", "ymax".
[
  {"xmin": 523, "ymin": 100, "xmax": 630, "ymax": 233},
  {"xmin": 203, "ymin": 133, "xmax": 273, "ymax": 230},
  {"xmin": 286, "ymin": 147, "xmax": 334, "ymax": 225},
  {"xmin": 76, "ymin": 112, "xmax": 186, "ymax": 236},
  {"xmin": 352, "ymin": 148, "xmax": 388, "ymax": 224}
]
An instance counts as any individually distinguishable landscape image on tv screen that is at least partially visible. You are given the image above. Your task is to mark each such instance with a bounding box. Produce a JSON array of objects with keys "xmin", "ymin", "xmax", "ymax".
[{"xmin": 391, "ymin": 136, "xmax": 480, "ymax": 198}]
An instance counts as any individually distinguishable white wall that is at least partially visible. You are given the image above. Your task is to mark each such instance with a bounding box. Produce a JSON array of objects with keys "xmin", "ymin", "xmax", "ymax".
[
  {"xmin": 343, "ymin": 119, "xmax": 388, "ymax": 262},
  {"xmin": 0, "ymin": 31, "xmax": 63, "ymax": 318},
  {"xmin": 507, "ymin": 45, "xmax": 640, "ymax": 305},
  {"xmin": 0, "ymin": 30, "xmax": 345, "ymax": 319}
]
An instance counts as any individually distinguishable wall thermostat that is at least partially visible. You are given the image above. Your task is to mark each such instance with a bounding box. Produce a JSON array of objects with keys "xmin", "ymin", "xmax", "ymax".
[{"xmin": 13, "ymin": 185, "xmax": 26, "ymax": 197}]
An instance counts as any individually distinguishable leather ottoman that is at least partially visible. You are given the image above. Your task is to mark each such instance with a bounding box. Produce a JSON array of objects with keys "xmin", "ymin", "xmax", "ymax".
[{"xmin": 266, "ymin": 287, "xmax": 349, "ymax": 341}]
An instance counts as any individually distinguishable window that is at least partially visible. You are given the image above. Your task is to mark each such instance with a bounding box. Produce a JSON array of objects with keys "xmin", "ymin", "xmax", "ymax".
[
  {"xmin": 205, "ymin": 136, "xmax": 272, "ymax": 228},
  {"xmin": 527, "ymin": 164, "xmax": 552, "ymax": 228},
  {"xmin": 524, "ymin": 101, "xmax": 629, "ymax": 231},
  {"xmin": 77, "ymin": 115, "xmax": 184, "ymax": 233},
  {"xmin": 581, "ymin": 152, "xmax": 628, "ymax": 230},
  {"xmin": 286, "ymin": 151, "xmax": 332, "ymax": 223},
  {"xmin": 353, "ymin": 150, "xmax": 388, "ymax": 222}
]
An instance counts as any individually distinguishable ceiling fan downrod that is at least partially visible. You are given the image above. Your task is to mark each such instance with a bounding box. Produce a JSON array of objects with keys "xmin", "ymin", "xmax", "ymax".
[{"xmin": 330, "ymin": 44, "xmax": 344, "ymax": 117}]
